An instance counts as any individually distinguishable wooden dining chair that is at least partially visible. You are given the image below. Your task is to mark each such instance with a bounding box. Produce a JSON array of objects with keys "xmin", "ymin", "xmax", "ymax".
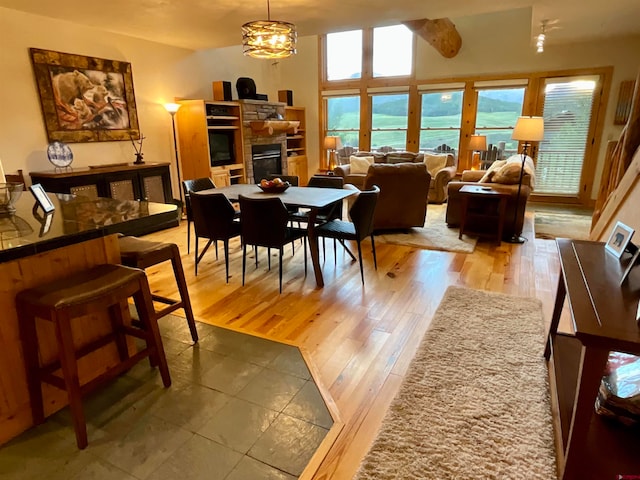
[
  {"xmin": 314, "ymin": 185, "xmax": 380, "ymax": 285},
  {"xmin": 182, "ymin": 178, "xmax": 216, "ymax": 254},
  {"xmin": 239, "ymin": 195, "xmax": 307, "ymax": 293},
  {"xmin": 190, "ymin": 191, "xmax": 241, "ymax": 282}
]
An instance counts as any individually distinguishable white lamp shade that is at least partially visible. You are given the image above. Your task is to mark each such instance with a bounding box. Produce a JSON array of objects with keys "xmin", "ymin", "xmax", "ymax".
[
  {"xmin": 512, "ymin": 116, "xmax": 544, "ymax": 141},
  {"xmin": 164, "ymin": 103, "xmax": 181, "ymax": 114},
  {"xmin": 468, "ymin": 135, "xmax": 487, "ymax": 151},
  {"xmin": 324, "ymin": 136, "xmax": 342, "ymax": 150}
]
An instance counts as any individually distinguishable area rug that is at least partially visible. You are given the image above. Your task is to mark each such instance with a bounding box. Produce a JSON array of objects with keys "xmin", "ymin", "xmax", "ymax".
[
  {"xmin": 534, "ymin": 211, "xmax": 592, "ymax": 240},
  {"xmin": 355, "ymin": 286, "xmax": 557, "ymax": 480},
  {"xmin": 376, "ymin": 204, "xmax": 478, "ymax": 253}
]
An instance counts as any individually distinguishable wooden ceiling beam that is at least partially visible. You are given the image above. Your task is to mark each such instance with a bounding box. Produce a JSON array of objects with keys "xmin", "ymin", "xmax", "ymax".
[{"xmin": 403, "ymin": 18, "xmax": 462, "ymax": 58}]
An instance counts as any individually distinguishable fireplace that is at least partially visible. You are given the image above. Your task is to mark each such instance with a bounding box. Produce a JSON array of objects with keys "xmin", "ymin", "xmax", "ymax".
[{"xmin": 252, "ymin": 144, "xmax": 282, "ymax": 183}]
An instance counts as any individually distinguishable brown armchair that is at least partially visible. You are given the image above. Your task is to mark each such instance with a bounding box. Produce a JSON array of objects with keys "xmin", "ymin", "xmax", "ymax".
[
  {"xmin": 363, "ymin": 163, "xmax": 430, "ymax": 231},
  {"xmin": 424, "ymin": 154, "xmax": 457, "ymax": 204}
]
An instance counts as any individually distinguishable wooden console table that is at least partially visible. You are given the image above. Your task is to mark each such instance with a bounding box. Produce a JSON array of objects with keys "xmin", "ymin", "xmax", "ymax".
[
  {"xmin": 30, "ymin": 163, "xmax": 173, "ymax": 204},
  {"xmin": 546, "ymin": 239, "xmax": 640, "ymax": 479}
]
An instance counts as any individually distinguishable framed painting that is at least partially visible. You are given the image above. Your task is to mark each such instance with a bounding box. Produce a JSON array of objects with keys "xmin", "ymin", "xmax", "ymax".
[{"xmin": 29, "ymin": 48, "xmax": 140, "ymax": 143}]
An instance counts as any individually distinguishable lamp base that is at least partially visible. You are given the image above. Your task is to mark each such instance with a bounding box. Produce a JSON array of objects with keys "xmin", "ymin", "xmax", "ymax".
[{"xmin": 505, "ymin": 234, "xmax": 527, "ymax": 244}]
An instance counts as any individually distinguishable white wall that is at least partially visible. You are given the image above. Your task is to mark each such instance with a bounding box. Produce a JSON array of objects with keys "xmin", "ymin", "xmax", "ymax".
[{"xmin": 0, "ymin": 7, "xmax": 203, "ymax": 198}]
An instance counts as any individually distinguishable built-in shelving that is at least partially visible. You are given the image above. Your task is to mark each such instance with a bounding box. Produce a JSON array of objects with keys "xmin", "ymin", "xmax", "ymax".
[{"xmin": 284, "ymin": 106, "xmax": 308, "ymax": 185}]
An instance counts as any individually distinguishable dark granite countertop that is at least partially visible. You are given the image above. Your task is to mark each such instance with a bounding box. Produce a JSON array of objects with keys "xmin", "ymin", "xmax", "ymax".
[{"xmin": 0, "ymin": 193, "xmax": 178, "ymax": 263}]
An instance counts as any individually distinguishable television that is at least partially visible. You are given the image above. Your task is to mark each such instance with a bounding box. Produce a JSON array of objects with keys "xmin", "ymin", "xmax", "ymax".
[{"xmin": 208, "ymin": 131, "xmax": 235, "ymax": 167}]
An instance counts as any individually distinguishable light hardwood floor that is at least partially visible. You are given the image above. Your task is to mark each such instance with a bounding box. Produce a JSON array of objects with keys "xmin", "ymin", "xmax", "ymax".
[{"xmin": 143, "ymin": 209, "xmax": 563, "ymax": 479}]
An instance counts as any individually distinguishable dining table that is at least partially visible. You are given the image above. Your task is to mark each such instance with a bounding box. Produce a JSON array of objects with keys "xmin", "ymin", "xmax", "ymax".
[{"xmin": 199, "ymin": 183, "xmax": 356, "ymax": 287}]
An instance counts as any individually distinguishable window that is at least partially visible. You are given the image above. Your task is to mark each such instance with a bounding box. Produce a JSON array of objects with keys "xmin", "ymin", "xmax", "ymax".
[
  {"xmin": 326, "ymin": 95, "xmax": 361, "ymax": 148},
  {"xmin": 474, "ymin": 87, "xmax": 525, "ymax": 157},
  {"xmin": 373, "ymin": 25, "xmax": 413, "ymax": 78},
  {"xmin": 370, "ymin": 93, "xmax": 409, "ymax": 151},
  {"xmin": 326, "ymin": 30, "xmax": 362, "ymax": 81},
  {"xmin": 419, "ymin": 90, "xmax": 463, "ymax": 152},
  {"xmin": 535, "ymin": 77, "xmax": 598, "ymax": 196}
]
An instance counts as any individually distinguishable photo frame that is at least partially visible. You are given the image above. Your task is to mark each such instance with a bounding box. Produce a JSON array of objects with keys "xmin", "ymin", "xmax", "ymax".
[
  {"xmin": 29, "ymin": 48, "xmax": 140, "ymax": 143},
  {"xmin": 29, "ymin": 184, "xmax": 55, "ymax": 213},
  {"xmin": 605, "ymin": 221, "xmax": 634, "ymax": 258},
  {"xmin": 619, "ymin": 248, "xmax": 640, "ymax": 286}
]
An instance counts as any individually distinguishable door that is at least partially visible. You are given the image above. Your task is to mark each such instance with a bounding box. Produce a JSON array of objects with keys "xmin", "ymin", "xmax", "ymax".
[{"xmin": 534, "ymin": 76, "xmax": 601, "ymax": 202}]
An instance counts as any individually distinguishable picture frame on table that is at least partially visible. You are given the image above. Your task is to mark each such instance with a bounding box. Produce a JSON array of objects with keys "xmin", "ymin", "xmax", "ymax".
[
  {"xmin": 619, "ymin": 248, "xmax": 640, "ymax": 286},
  {"xmin": 29, "ymin": 183, "xmax": 55, "ymax": 214},
  {"xmin": 29, "ymin": 48, "xmax": 140, "ymax": 143},
  {"xmin": 605, "ymin": 221, "xmax": 634, "ymax": 258}
]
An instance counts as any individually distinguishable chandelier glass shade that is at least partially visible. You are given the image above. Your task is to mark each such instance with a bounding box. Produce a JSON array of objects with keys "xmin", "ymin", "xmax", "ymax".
[
  {"xmin": 242, "ymin": 20, "xmax": 297, "ymax": 59},
  {"xmin": 242, "ymin": 1, "xmax": 296, "ymax": 59}
]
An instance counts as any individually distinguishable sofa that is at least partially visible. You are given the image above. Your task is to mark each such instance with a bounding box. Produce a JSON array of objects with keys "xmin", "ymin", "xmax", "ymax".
[
  {"xmin": 363, "ymin": 163, "xmax": 431, "ymax": 231},
  {"xmin": 334, "ymin": 150, "xmax": 456, "ymax": 203},
  {"xmin": 446, "ymin": 156, "xmax": 534, "ymax": 240}
]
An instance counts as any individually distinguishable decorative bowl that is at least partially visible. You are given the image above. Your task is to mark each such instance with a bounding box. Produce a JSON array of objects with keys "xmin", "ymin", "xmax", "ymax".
[
  {"xmin": 0, "ymin": 182, "xmax": 24, "ymax": 214},
  {"xmin": 258, "ymin": 182, "xmax": 290, "ymax": 194}
]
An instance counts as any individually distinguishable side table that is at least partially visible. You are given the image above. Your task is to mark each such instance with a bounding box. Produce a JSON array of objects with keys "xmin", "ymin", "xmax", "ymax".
[{"xmin": 458, "ymin": 185, "xmax": 509, "ymax": 244}]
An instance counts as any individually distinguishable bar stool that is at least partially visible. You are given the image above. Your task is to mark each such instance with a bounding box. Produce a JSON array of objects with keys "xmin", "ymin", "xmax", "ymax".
[
  {"xmin": 16, "ymin": 264, "xmax": 171, "ymax": 449},
  {"xmin": 118, "ymin": 236, "xmax": 198, "ymax": 343}
]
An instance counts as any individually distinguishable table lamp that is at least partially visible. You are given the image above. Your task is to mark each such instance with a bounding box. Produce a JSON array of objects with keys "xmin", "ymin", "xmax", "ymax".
[
  {"xmin": 324, "ymin": 136, "xmax": 342, "ymax": 172},
  {"xmin": 468, "ymin": 135, "xmax": 487, "ymax": 170},
  {"xmin": 507, "ymin": 116, "xmax": 544, "ymax": 244}
]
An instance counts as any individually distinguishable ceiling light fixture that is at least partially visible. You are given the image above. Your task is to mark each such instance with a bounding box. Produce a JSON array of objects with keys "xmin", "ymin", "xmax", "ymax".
[
  {"xmin": 536, "ymin": 20, "xmax": 548, "ymax": 53},
  {"xmin": 242, "ymin": 0, "xmax": 297, "ymax": 59}
]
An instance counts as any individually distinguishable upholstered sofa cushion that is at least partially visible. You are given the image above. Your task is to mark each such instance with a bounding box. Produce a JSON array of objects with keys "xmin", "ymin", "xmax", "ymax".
[{"xmin": 349, "ymin": 155, "xmax": 375, "ymax": 174}]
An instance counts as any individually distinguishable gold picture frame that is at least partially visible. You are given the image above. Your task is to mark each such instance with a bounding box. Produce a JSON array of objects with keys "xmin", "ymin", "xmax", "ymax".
[{"xmin": 29, "ymin": 48, "xmax": 140, "ymax": 143}]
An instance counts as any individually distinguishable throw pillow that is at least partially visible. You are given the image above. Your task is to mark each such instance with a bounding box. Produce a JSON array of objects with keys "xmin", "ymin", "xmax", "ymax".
[
  {"xmin": 499, "ymin": 154, "xmax": 536, "ymax": 189},
  {"xmin": 491, "ymin": 162, "xmax": 522, "ymax": 184},
  {"xmin": 350, "ymin": 155, "xmax": 374, "ymax": 174},
  {"xmin": 479, "ymin": 160, "xmax": 506, "ymax": 183},
  {"xmin": 423, "ymin": 153, "xmax": 449, "ymax": 177}
]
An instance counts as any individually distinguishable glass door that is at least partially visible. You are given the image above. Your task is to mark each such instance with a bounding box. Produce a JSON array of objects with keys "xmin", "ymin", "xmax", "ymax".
[{"xmin": 535, "ymin": 76, "xmax": 600, "ymax": 199}]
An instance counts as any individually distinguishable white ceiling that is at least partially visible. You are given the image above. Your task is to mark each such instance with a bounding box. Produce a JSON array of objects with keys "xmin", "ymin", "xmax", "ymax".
[{"xmin": 1, "ymin": 0, "xmax": 639, "ymax": 51}]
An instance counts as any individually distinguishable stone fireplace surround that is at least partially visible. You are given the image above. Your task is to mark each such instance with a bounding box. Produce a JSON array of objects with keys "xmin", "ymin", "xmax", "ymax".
[{"xmin": 239, "ymin": 99, "xmax": 288, "ymax": 184}]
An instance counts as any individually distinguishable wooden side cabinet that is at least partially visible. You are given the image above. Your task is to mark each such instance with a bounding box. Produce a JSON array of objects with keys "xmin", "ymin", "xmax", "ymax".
[
  {"xmin": 30, "ymin": 163, "xmax": 173, "ymax": 203},
  {"xmin": 285, "ymin": 106, "xmax": 308, "ymax": 185}
]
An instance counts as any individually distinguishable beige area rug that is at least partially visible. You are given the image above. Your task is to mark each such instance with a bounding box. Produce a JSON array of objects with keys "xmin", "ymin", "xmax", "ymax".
[
  {"xmin": 376, "ymin": 204, "xmax": 478, "ymax": 253},
  {"xmin": 534, "ymin": 211, "xmax": 592, "ymax": 240},
  {"xmin": 355, "ymin": 286, "xmax": 557, "ymax": 480}
]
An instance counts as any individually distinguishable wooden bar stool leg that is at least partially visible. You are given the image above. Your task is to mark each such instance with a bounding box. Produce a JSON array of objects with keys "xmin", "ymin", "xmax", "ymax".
[
  {"xmin": 109, "ymin": 300, "xmax": 131, "ymax": 362},
  {"xmin": 132, "ymin": 279, "xmax": 171, "ymax": 388},
  {"xmin": 169, "ymin": 244, "xmax": 198, "ymax": 342},
  {"xmin": 16, "ymin": 305, "xmax": 45, "ymax": 425},
  {"xmin": 54, "ymin": 312, "xmax": 88, "ymax": 450}
]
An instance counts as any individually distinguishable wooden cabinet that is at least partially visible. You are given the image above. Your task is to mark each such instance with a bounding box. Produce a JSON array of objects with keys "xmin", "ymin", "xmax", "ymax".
[
  {"xmin": 284, "ymin": 106, "xmax": 308, "ymax": 185},
  {"xmin": 30, "ymin": 163, "xmax": 173, "ymax": 203},
  {"xmin": 176, "ymin": 100, "xmax": 245, "ymax": 185}
]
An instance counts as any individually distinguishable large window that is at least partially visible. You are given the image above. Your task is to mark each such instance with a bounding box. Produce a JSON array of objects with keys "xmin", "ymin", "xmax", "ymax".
[
  {"xmin": 326, "ymin": 30, "xmax": 362, "ymax": 81},
  {"xmin": 326, "ymin": 95, "xmax": 361, "ymax": 148},
  {"xmin": 372, "ymin": 25, "xmax": 413, "ymax": 78},
  {"xmin": 536, "ymin": 77, "xmax": 598, "ymax": 196},
  {"xmin": 370, "ymin": 93, "xmax": 409, "ymax": 150},
  {"xmin": 419, "ymin": 90, "xmax": 463, "ymax": 152},
  {"xmin": 474, "ymin": 87, "xmax": 525, "ymax": 157}
]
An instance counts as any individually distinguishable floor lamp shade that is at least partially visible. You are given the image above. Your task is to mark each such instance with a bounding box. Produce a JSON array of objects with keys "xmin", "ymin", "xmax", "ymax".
[{"xmin": 506, "ymin": 116, "xmax": 544, "ymax": 244}]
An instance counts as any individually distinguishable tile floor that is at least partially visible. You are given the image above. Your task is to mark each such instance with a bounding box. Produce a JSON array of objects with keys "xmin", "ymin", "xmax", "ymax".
[{"xmin": 0, "ymin": 313, "xmax": 333, "ymax": 480}]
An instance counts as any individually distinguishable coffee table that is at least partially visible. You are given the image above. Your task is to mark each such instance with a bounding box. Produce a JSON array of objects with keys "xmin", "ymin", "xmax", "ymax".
[{"xmin": 458, "ymin": 184, "xmax": 509, "ymax": 244}]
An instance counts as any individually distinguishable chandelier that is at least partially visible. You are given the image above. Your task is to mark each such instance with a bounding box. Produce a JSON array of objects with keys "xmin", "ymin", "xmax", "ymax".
[{"xmin": 242, "ymin": 0, "xmax": 297, "ymax": 59}]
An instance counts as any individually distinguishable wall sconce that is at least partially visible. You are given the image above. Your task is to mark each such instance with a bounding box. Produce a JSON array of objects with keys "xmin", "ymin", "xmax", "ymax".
[
  {"xmin": 324, "ymin": 136, "xmax": 342, "ymax": 172},
  {"xmin": 468, "ymin": 134, "xmax": 487, "ymax": 170}
]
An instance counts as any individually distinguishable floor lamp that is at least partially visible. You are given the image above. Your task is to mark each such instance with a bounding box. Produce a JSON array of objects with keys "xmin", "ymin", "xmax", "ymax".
[
  {"xmin": 507, "ymin": 116, "xmax": 544, "ymax": 244},
  {"xmin": 164, "ymin": 103, "xmax": 183, "ymax": 208}
]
